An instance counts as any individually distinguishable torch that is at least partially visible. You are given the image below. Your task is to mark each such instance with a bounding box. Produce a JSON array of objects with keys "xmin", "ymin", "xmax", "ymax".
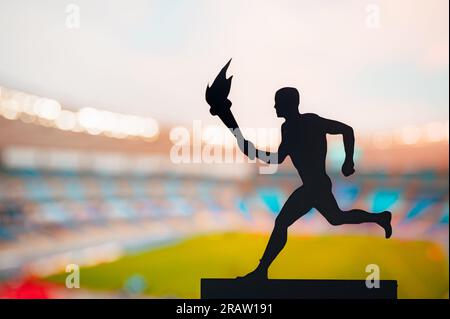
[{"xmin": 205, "ymin": 59, "xmax": 246, "ymax": 145}]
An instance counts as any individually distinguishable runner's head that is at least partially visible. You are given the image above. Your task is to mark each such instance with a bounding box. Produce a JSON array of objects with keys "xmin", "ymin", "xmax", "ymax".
[{"xmin": 274, "ymin": 87, "xmax": 300, "ymax": 118}]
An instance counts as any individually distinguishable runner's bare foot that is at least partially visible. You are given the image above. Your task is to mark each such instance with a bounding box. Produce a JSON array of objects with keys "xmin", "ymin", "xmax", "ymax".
[
  {"xmin": 236, "ymin": 267, "xmax": 267, "ymax": 281},
  {"xmin": 379, "ymin": 211, "xmax": 392, "ymax": 239}
]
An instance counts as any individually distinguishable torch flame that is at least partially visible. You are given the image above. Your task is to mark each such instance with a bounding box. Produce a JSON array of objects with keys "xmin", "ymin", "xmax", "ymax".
[{"xmin": 205, "ymin": 59, "xmax": 233, "ymax": 116}]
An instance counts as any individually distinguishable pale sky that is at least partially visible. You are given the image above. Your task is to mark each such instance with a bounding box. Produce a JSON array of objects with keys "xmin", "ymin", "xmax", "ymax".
[{"xmin": 0, "ymin": 0, "xmax": 448, "ymax": 133}]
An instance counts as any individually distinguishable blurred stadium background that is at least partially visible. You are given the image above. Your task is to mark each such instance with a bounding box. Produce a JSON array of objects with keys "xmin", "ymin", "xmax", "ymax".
[
  {"xmin": 0, "ymin": 85, "xmax": 448, "ymax": 298},
  {"xmin": 0, "ymin": 0, "xmax": 448, "ymax": 299}
]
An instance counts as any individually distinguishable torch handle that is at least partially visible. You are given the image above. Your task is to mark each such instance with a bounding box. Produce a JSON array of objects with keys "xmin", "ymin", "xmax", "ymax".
[
  {"xmin": 216, "ymin": 108, "xmax": 238, "ymax": 130},
  {"xmin": 215, "ymin": 108, "xmax": 245, "ymax": 140}
]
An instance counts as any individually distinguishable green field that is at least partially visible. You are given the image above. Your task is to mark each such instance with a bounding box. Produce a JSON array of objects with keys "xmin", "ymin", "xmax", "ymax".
[{"xmin": 47, "ymin": 233, "xmax": 449, "ymax": 298}]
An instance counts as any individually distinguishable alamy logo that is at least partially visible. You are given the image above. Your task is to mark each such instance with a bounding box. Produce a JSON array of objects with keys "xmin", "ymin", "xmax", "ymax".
[
  {"xmin": 365, "ymin": 264, "xmax": 380, "ymax": 289},
  {"xmin": 65, "ymin": 263, "xmax": 80, "ymax": 288},
  {"xmin": 365, "ymin": 3, "xmax": 381, "ymax": 29},
  {"xmin": 65, "ymin": 4, "xmax": 81, "ymax": 29}
]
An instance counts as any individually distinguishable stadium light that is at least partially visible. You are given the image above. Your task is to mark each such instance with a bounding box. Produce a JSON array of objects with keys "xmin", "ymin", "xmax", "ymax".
[
  {"xmin": 424, "ymin": 122, "xmax": 447, "ymax": 143},
  {"xmin": 0, "ymin": 98, "xmax": 21, "ymax": 120},
  {"xmin": 34, "ymin": 98, "xmax": 61, "ymax": 120},
  {"xmin": 140, "ymin": 117, "xmax": 159, "ymax": 139},
  {"xmin": 4, "ymin": 85, "xmax": 446, "ymax": 146},
  {"xmin": 55, "ymin": 110, "xmax": 77, "ymax": 131},
  {"xmin": 400, "ymin": 125, "xmax": 421, "ymax": 145},
  {"xmin": 77, "ymin": 107, "xmax": 102, "ymax": 132},
  {"xmin": 0, "ymin": 86, "xmax": 162, "ymax": 141}
]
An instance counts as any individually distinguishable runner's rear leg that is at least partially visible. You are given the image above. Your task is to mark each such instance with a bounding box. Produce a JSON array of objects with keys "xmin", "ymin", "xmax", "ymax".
[{"xmin": 238, "ymin": 187, "xmax": 312, "ymax": 280}]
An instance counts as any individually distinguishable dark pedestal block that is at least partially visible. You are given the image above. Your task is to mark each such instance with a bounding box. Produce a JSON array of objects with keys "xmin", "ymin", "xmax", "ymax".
[{"xmin": 201, "ymin": 278, "xmax": 397, "ymax": 299}]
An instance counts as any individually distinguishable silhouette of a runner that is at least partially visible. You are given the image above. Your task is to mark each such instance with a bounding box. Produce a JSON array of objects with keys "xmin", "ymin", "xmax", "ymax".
[{"xmin": 236, "ymin": 87, "xmax": 392, "ymax": 280}]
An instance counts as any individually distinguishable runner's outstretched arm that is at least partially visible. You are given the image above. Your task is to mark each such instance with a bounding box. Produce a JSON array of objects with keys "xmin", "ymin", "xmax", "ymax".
[{"xmin": 236, "ymin": 134, "xmax": 288, "ymax": 164}]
